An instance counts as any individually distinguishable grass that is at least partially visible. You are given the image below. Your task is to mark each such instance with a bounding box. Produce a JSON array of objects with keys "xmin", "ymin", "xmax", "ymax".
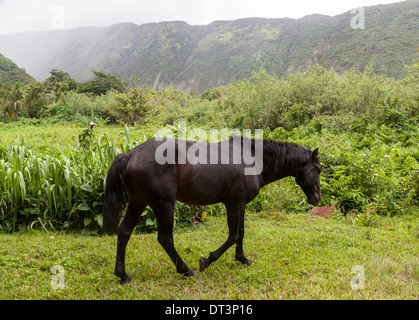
[
  {"xmin": 0, "ymin": 121, "xmax": 137, "ymax": 154},
  {"xmin": 1, "ymin": 211, "xmax": 418, "ymax": 300}
]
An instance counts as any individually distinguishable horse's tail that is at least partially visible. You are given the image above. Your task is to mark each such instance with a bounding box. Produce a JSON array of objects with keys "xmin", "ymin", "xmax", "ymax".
[{"xmin": 103, "ymin": 152, "xmax": 131, "ymax": 234}]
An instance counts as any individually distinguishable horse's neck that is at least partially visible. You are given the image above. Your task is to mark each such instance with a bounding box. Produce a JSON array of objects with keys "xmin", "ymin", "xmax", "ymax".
[
  {"xmin": 261, "ymin": 164, "xmax": 296, "ymax": 186},
  {"xmin": 260, "ymin": 143, "xmax": 303, "ymax": 186}
]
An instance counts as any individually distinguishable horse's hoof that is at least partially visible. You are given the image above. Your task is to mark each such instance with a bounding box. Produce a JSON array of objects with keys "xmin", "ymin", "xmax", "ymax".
[
  {"xmin": 114, "ymin": 270, "xmax": 132, "ymax": 285},
  {"xmin": 243, "ymin": 259, "xmax": 253, "ymax": 266},
  {"xmin": 183, "ymin": 269, "xmax": 196, "ymax": 278},
  {"xmin": 199, "ymin": 257, "xmax": 209, "ymax": 272},
  {"xmin": 236, "ymin": 255, "xmax": 253, "ymax": 266},
  {"xmin": 119, "ymin": 274, "xmax": 132, "ymax": 285}
]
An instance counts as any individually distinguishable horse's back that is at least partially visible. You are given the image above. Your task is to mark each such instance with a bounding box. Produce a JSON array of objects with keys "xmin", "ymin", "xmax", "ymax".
[
  {"xmin": 122, "ymin": 138, "xmax": 261, "ymax": 205},
  {"xmin": 123, "ymin": 139, "xmax": 177, "ymax": 200}
]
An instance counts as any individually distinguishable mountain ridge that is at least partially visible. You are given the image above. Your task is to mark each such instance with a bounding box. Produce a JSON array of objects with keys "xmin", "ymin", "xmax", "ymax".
[
  {"xmin": 0, "ymin": 0, "xmax": 417, "ymax": 92},
  {"xmin": 0, "ymin": 53, "xmax": 35, "ymax": 84}
]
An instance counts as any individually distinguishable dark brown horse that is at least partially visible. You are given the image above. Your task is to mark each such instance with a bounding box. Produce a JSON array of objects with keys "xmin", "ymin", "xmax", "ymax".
[{"xmin": 103, "ymin": 137, "xmax": 321, "ymax": 284}]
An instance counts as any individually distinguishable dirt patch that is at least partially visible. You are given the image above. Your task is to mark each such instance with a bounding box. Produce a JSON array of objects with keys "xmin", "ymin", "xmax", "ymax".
[{"xmin": 310, "ymin": 206, "xmax": 335, "ymax": 218}]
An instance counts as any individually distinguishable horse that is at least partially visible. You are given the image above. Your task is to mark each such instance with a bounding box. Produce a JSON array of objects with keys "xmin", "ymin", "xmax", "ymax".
[{"xmin": 103, "ymin": 137, "xmax": 322, "ymax": 284}]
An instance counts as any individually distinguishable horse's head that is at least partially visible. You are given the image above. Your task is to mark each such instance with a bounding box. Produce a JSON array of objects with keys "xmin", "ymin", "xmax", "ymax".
[{"xmin": 295, "ymin": 148, "xmax": 322, "ymax": 205}]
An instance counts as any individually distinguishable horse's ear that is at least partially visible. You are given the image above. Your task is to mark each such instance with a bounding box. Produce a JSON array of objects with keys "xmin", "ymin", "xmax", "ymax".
[{"xmin": 313, "ymin": 148, "xmax": 319, "ymax": 159}]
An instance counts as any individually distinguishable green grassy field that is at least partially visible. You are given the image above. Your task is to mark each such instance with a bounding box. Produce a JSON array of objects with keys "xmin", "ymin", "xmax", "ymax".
[{"xmin": 1, "ymin": 211, "xmax": 418, "ymax": 300}]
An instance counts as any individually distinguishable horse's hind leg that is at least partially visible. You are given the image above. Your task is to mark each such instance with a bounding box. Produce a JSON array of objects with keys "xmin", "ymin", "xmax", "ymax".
[
  {"xmin": 153, "ymin": 202, "xmax": 195, "ymax": 277},
  {"xmin": 114, "ymin": 199, "xmax": 146, "ymax": 284}
]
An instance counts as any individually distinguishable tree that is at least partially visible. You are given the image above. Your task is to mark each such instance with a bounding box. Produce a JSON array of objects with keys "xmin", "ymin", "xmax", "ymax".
[
  {"xmin": 45, "ymin": 69, "xmax": 74, "ymax": 85},
  {"xmin": 78, "ymin": 71, "xmax": 125, "ymax": 95},
  {"xmin": 111, "ymin": 86, "xmax": 158, "ymax": 125},
  {"xmin": 0, "ymin": 84, "xmax": 8, "ymax": 121},
  {"xmin": 24, "ymin": 82, "xmax": 46, "ymax": 118},
  {"xmin": 404, "ymin": 48, "xmax": 419, "ymax": 82},
  {"xmin": 45, "ymin": 69, "xmax": 78, "ymax": 102},
  {"xmin": 1, "ymin": 82, "xmax": 23, "ymax": 121}
]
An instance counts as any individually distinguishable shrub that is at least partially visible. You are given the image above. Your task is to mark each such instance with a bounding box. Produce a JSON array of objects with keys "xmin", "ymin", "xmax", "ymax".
[
  {"xmin": 51, "ymin": 91, "xmax": 116, "ymax": 124},
  {"xmin": 110, "ymin": 87, "xmax": 159, "ymax": 125}
]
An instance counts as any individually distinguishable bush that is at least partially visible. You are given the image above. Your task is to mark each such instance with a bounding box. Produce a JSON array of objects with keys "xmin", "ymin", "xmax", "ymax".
[
  {"xmin": 50, "ymin": 91, "xmax": 116, "ymax": 124},
  {"xmin": 110, "ymin": 87, "xmax": 159, "ymax": 125}
]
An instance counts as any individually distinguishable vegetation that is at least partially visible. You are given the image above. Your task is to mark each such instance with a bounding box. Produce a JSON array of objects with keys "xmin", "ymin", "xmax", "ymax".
[
  {"xmin": 0, "ymin": 1, "xmax": 417, "ymax": 92},
  {"xmin": 0, "ymin": 55, "xmax": 417, "ymax": 233},
  {"xmin": 0, "ymin": 46, "xmax": 417, "ymax": 299},
  {"xmin": 77, "ymin": 71, "xmax": 126, "ymax": 95},
  {"xmin": 0, "ymin": 54, "xmax": 34, "ymax": 84},
  {"xmin": 0, "ymin": 212, "xmax": 418, "ymax": 299}
]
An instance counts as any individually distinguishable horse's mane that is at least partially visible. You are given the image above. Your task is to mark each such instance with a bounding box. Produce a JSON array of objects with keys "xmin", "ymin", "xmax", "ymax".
[
  {"xmin": 229, "ymin": 137, "xmax": 312, "ymax": 169},
  {"xmin": 257, "ymin": 140, "xmax": 312, "ymax": 183},
  {"xmin": 262, "ymin": 140, "xmax": 311, "ymax": 168},
  {"xmin": 228, "ymin": 137, "xmax": 312, "ymax": 181}
]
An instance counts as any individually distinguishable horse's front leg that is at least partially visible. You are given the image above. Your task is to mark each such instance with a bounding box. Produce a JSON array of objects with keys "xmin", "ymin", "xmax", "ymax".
[
  {"xmin": 199, "ymin": 202, "xmax": 244, "ymax": 272},
  {"xmin": 154, "ymin": 202, "xmax": 195, "ymax": 277},
  {"xmin": 235, "ymin": 207, "xmax": 252, "ymax": 266}
]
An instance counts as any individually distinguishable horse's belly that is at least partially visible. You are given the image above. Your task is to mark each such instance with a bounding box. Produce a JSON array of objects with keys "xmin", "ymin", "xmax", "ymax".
[
  {"xmin": 174, "ymin": 163, "xmax": 260, "ymax": 205},
  {"xmin": 176, "ymin": 183, "xmax": 225, "ymax": 205}
]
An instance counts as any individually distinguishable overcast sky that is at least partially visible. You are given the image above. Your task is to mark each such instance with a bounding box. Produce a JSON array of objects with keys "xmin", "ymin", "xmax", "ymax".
[{"xmin": 0, "ymin": 0, "xmax": 406, "ymax": 35}]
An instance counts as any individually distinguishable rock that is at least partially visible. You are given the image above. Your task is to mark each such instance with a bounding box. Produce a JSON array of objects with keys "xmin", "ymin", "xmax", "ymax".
[{"xmin": 310, "ymin": 206, "xmax": 334, "ymax": 218}]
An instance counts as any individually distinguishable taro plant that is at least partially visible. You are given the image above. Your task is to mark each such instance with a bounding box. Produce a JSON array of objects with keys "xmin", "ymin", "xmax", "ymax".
[{"xmin": 0, "ymin": 126, "xmax": 122, "ymax": 232}]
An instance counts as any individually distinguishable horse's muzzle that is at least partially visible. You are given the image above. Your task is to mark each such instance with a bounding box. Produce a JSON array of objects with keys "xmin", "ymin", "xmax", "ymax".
[{"xmin": 308, "ymin": 193, "xmax": 322, "ymax": 205}]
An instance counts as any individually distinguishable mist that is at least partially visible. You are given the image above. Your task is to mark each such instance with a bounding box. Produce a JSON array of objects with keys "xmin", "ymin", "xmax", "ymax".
[{"xmin": 0, "ymin": 0, "xmax": 406, "ymax": 35}]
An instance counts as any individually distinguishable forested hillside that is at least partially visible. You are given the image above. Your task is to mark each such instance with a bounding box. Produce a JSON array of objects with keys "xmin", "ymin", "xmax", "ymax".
[
  {"xmin": 0, "ymin": 54, "xmax": 34, "ymax": 84},
  {"xmin": 0, "ymin": 0, "xmax": 417, "ymax": 92}
]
